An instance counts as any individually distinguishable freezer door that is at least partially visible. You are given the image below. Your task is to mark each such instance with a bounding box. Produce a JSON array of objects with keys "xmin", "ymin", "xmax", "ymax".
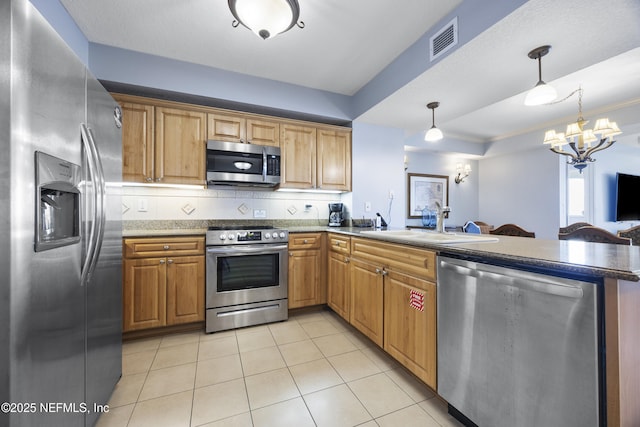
[
  {"xmin": 84, "ymin": 74, "xmax": 123, "ymax": 426},
  {"xmin": 8, "ymin": 1, "xmax": 86, "ymax": 426}
]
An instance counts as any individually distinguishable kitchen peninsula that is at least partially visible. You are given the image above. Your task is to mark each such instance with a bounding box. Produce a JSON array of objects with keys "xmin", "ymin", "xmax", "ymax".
[{"xmin": 123, "ymin": 222, "xmax": 640, "ymax": 427}]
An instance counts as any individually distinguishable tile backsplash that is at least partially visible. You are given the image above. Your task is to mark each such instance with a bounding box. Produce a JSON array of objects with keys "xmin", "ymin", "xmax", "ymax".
[{"xmin": 121, "ymin": 186, "xmax": 345, "ymax": 223}]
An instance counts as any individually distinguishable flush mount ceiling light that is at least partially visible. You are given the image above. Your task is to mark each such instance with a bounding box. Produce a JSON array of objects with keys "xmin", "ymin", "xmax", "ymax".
[
  {"xmin": 228, "ymin": 0, "xmax": 304, "ymax": 40},
  {"xmin": 524, "ymin": 45, "xmax": 558, "ymax": 106},
  {"xmin": 542, "ymin": 86, "xmax": 621, "ymax": 172},
  {"xmin": 424, "ymin": 102, "xmax": 443, "ymax": 142}
]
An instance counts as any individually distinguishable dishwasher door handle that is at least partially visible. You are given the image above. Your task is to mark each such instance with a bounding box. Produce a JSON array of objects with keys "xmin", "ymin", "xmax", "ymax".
[{"xmin": 440, "ymin": 260, "xmax": 584, "ymax": 299}]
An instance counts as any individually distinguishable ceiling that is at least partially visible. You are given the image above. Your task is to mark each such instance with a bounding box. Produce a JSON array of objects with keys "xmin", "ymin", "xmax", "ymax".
[{"xmin": 60, "ymin": 0, "xmax": 640, "ymax": 146}]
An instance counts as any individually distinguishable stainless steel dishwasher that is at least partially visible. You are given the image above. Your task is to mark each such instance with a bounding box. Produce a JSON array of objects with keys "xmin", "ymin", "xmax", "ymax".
[{"xmin": 437, "ymin": 256, "xmax": 602, "ymax": 427}]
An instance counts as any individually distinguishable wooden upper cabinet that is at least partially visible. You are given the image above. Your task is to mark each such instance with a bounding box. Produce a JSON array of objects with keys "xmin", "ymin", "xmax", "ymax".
[
  {"xmin": 207, "ymin": 112, "xmax": 246, "ymax": 143},
  {"xmin": 117, "ymin": 100, "xmax": 154, "ymax": 182},
  {"xmin": 207, "ymin": 113, "xmax": 280, "ymax": 147},
  {"xmin": 317, "ymin": 128, "xmax": 351, "ymax": 191},
  {"xmin": 246, "ymin": 118, "xmax": 280, "ymax": 147},
  {"xmin": 280, "ymin": 124, "xmax": 317, "ymax": 189},
  {"xmin": 155, "ymin": 107, "xmax": 206, "ymax": 185}
]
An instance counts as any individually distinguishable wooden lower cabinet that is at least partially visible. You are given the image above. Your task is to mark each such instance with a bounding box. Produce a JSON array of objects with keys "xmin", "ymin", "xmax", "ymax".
[
  {"xmin": 384, "ymin": 269, "xmax": 437, "ymax": 389},
  {"xmin": 122, "ymin": 237, "xmax": 205, "ymax": 332},
  {"xmin": 123, "ymin": 258, "xmax": 167, "ymax": 331},
  {"xmin": 349, "ymin": 258, "xmax": 384, "ymax": 347},
  {"xmin": 327, "ymin": 250, "xmax": 350, "ymax": 320},
  {"xmin": 166, "ymin": 255, "xmax": 205, "ymax": 325},
  {"xmin": 288, "ymin": 233, "xmax": 326, "ymax": 308}
]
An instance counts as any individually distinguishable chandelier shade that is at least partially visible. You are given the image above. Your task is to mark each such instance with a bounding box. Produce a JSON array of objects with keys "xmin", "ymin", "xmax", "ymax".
[{"xmin": 228, "ymin": 0, "xmax": 303, "ymax": 40}]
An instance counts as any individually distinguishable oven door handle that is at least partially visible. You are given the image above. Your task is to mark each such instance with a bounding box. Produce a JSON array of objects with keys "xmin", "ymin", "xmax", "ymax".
[{"xmin": 206, "ymin": 244, "xmax": 288, "ymax": 254}]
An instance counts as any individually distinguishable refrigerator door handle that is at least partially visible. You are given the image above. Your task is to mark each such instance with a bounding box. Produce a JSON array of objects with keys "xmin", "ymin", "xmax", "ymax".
[{"xmin": 80, "ymin": 123, "xmax": 106, "ymax": 285}]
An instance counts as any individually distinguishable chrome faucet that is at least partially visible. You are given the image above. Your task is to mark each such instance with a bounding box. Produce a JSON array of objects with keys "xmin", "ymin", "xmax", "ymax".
[{"xmin": 434, "ymin": 201, "xmax": 451, "ymax": 233}]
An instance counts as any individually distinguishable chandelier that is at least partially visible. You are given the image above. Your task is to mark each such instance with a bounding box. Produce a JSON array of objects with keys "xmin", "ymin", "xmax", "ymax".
[{"xmin": 542, "ymin": 87, "xmax": 621, "ymax": 172}]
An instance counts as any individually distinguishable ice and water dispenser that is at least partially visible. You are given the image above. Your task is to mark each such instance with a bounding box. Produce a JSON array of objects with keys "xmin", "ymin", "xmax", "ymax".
[{"xmin": 35, "ymin": 151, "xmax": 81, "ymax": 252}]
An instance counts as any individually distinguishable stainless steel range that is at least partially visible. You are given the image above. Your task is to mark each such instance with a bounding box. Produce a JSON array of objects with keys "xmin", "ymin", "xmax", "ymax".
[{"xmin": 206, "ymin": 225, "xmax": 289, "ymax": 333}]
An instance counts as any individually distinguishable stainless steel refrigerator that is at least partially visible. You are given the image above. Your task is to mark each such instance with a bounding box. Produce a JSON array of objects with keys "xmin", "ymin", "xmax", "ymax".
[{"xmin": 1, "ymin": 0, "xmax": 123, "ymax": 426}]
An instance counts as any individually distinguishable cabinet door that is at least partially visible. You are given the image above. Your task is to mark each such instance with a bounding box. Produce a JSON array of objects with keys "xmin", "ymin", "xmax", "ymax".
[
  {"xmin": 123, "ymin": 258, "xmax": 167, "ymax": 331},
  {"xmin": 317, "ymin": 129, "xmax": 351, "ymax": 191},
  {"xmin": 155, "ymin": 107, "xmax": 206, "ymax": 185},
  {"xmin": 328, "ymin": 251, "xmax": 350, "ymax": 321},
  {"xmin": 349, "ymin": 258, "xmax": 384, "ymax": 347},
  {"xmin": 384, "ymin": 270, "xmax": 436, "ymax": 389},
  {"xmin": 207, "ymin": 112, "xmax": 246, "ymax": 143},
  {"xmin": 118, "ymin": 101, "xmax": 154, "ymax": 182},
  {"xmin": 288, "ymin": 249, "xmax": 324, "ymax": 308},
  {"xmin": 280, "ymin": 124, "xmax": 316, "ymax": 189},
  {"xmin": 246, "ymin": 118, "xmax": 279, "ymax": 147},
  {"xmin": 166, "ymin": 255, "xmax": 205, "ymax": 325}
]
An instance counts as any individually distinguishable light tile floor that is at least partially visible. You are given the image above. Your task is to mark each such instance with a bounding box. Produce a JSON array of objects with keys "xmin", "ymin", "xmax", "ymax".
[{"xmin": 96, "ymin": 309, "xmax": 463, "ymax": 427}]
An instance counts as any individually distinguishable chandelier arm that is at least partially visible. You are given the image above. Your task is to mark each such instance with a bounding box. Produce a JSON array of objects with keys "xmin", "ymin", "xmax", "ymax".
[
  {"xmin": 232, "ymin": 19, "xmax": 240, "ymax": 28},
  {"xmin": 549, "ymin": 146, "xmax": 578, "ymax": 161},
  {"xmin": 567, "ymin": 141, "xmax": 583, "ymax": 158},
  {"xmin": 584, "ymin": 139, "xmax": 616, "ymax": 158},
  {"xmin": 297, "ymin": 21, "xmax": 305, "ymax": 29}
]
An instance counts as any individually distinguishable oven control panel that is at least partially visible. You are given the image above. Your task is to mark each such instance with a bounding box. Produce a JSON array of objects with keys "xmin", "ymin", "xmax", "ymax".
[{"xmin": 206, "ymin": 228, "xmax": 289, "ymax": 245}]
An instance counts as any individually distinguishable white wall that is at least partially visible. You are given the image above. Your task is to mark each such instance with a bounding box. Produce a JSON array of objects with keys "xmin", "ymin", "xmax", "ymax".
[
  {"xmin": 350, "ymin": 122, "xmax": 405, "ymax": 227},
  {"xmin": 479, "ymin": 146, "xmax": 560, "ymax": 239}
]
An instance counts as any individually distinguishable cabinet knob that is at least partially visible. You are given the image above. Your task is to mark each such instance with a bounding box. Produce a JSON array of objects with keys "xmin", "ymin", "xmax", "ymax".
[
  {"xmin": 145, "ymin": 177, "xmax": 153, "ymax": 182},
  {"xmin": 289, "ymin": 253, "xmax": 294, "ymax": 257},
  {"xmin": 381, "ymin": 270, "xmax": 388, "ymax": 276},
  {"xmin": 167, "ymin": 259, "xmax": 174, "ymax": 264},
  {"xmin": 303, "ymin": 239, "xmax": 308, "ymax": 244},
  {"xmin": 375, "ymin": 268, "xmax": 381, "ymax": 274},
  {"xmin": 159, "ymin": 259, "xmax": 165, "ymax": 264},
  {"xmin": 155, "ymin": 177, "xmax": 162, "ymax": 182},
  {"xmin": 344, "ymin": 257, "xmax": 350, "ymax": 263},
  {"xmin": 163, "ymin": 245, "xmax": 170, "ymax": 250}
]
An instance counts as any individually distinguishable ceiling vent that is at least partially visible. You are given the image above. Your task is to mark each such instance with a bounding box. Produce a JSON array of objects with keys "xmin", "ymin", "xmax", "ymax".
[{"xmin": 430, "ymin": 17, "xmax": 458, "ymax": 62}]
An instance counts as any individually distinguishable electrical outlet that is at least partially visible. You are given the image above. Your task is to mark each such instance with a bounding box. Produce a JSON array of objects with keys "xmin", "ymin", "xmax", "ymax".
[
  {"xmin": 365, "ymin": 201, "xmax": 371, "ymax": 212},
  {"xmin": 305, "ymin": 204, "xmax": 312, "ymax": 210},
  {"xmin": 137, "ymin": 199, "xmax": 148, "ymax": 212},
  {"xmin": 253, "ymin": 209, "xmax": 267, "ymax": 218}
]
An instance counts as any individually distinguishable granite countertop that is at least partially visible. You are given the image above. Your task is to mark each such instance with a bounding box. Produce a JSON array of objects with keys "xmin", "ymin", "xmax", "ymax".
[
  {"xmin": 321, "ymin": 227, "xmax": 640, "ymax": 282},
  {"xmin": 122, "ymin": 222, "xmax": 640, "ymax": 282}
]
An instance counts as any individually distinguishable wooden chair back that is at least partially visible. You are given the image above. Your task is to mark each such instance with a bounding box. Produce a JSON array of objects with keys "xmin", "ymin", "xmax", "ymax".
[
  {"xmin": 618, "ymin": 225, "xmax": 640, "ymax": 246},
  {"xmin": 558, "ymin": 222, "xmax": 592, "ymax": 235},
  {"xmin": 559, "ymin": 226, "xmax": 631, "ymax": 245},
  {"xmin": 489, "ymin": 223, "xmax": 535, "ymax": 238}
]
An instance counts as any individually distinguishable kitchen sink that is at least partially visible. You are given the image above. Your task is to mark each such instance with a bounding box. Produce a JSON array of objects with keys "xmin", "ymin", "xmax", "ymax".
[{"xmin": 360, "ymin": 229, "xmax": 499, "ymax": 244}]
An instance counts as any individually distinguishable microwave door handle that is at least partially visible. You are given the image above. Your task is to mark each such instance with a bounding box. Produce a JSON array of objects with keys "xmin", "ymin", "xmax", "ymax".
[
  {"xmin": 80, "ymin": 123, "xmax": 98, "ymax": 286},
  {"xmin": 262, "ymin": 147, "xmax": 267, "ymax": 182}
]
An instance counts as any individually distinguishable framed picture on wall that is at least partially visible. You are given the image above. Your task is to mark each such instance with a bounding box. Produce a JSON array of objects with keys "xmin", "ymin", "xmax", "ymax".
[{"xmin": 407, "ymin": 173, "xmax": 449, "ymax": 218}]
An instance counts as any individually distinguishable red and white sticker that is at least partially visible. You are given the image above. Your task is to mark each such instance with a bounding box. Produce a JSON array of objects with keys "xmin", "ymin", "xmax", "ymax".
[{"xmin": 409, "ymin": 289, "xmax": 425, "ymax": 312}]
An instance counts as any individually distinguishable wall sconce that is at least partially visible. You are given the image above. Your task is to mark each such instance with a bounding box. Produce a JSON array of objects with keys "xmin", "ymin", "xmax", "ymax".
[{"xmin": 455, "ymin": 163, "xmax": 471, "ymax": 184}]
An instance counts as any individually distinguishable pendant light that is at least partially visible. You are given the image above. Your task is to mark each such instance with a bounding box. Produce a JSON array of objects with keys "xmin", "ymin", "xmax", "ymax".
[
  {"xmin": 228, "ymin": 0, "xmax": 304, "ymax": 40},
  {"xmin": 524, "ymin": 45, "xmax": 558, "ymax": 106},
  {"xmin": 424, "ymin": 102, "xmax": 443, "ymax": 142}
]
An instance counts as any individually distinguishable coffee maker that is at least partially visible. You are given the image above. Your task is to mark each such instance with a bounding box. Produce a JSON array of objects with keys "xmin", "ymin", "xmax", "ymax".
[{"xmin": 328, "ymin": 203, "xmax": 345, "ymax": 227}]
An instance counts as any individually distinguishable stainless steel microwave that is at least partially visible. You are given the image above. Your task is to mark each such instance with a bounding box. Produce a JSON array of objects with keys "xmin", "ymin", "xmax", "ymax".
[{"xmin": 206, "ymin": 140, "xmax": 281, "ymax": 187}]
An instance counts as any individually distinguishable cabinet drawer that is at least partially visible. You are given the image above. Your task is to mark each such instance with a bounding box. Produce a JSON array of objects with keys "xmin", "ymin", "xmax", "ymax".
[
  {"xmin": 351, "ymin": 237, "xmax": 436, "ymax": 281},
  {"xmin": 328, "ymin": 233, "xmax": 351, "ymax": 255},
  {"xmin": 288, "ymin": 233, "xmax": 323, "ymax": 250},
  {"xmin": 124, "ymin": 236, "xmax": 205, "ymax": 258}
]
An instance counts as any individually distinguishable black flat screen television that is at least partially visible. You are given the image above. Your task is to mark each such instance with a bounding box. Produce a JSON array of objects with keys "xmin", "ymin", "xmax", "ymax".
[{"xmin": 615, "ymin": 172, "xmax": 640, "ymax": 221}]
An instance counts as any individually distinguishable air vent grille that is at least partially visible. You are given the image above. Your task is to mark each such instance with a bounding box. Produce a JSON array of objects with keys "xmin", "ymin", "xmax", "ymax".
[{"xmin": 430, "ymin": 17, "xmax": 458, "ymax": 61}]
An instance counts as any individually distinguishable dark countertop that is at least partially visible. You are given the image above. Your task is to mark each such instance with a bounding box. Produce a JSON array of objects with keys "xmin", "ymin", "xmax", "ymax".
[
  {"xmin": 316, "ymin": 227, "xmax": 640, "ymax": 282},
  {"xmin": 122, "ymin": 224, "xmax": 640, "ymax": 282}
]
